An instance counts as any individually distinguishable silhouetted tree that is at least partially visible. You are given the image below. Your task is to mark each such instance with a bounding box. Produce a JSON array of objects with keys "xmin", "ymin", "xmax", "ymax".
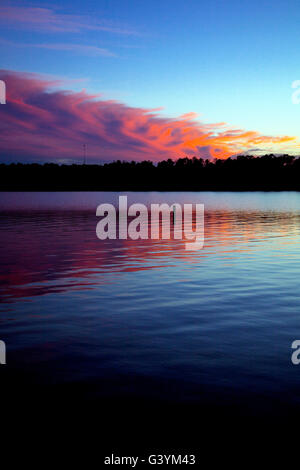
[{"xmin": 0, "ymin": 154, "xmax": 299, "ymax": 191}]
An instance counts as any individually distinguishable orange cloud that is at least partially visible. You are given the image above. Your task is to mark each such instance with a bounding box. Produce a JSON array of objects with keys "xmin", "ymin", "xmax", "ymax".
[{"xmin": 0, "ymin": 70, "xmax": 298, "ymax": 163}]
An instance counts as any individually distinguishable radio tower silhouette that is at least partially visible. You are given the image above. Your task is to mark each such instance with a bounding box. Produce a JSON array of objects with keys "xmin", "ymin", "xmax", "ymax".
[{"xmin": 83, "ymin": 144, "xmax": 87, "ymax": 165}]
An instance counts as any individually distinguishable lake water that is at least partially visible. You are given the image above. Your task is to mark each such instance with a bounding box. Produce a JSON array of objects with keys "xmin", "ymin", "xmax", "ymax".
[{"xmin": 1, "ymin": 191, "xmax": 300, "ymax": 444}]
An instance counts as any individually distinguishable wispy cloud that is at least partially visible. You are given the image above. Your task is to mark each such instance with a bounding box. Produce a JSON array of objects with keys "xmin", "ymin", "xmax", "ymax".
[
  {"xmin": 0, "ymin": 38, "xmax": 116, "ymax": 58},
  {"xmin": 0, "ymin": 5, "xmax": 138, "ymax": 35},
  {"xmin": 0, "ymin": 69, "xmax": 297, "ymax": 163},
  {"xmin": 36, "ymin": 43, "xmax": 116, "ymax": 57}
]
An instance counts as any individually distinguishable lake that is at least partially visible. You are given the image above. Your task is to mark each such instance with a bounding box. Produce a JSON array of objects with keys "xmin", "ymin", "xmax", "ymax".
[{"xmin": 1, "ymin": 191, "xmax": 300, "ymax": 447}]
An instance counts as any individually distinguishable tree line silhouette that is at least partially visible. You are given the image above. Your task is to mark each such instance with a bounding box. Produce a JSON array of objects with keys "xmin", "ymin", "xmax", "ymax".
[{"xmin": 1, "ymin": 154, "xmax": 300, "ymax": 191}]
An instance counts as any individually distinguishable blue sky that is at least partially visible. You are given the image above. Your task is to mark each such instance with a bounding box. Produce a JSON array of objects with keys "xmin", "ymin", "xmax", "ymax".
[{"xmin": 0, "ymin": 0, "xmax": 299, "ymax": 161}]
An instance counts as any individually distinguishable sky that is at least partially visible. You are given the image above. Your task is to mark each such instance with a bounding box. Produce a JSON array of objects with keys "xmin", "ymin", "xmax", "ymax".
[{"xmin": 0, "ymin": 0, "xmax": 300, "ymax": 163}]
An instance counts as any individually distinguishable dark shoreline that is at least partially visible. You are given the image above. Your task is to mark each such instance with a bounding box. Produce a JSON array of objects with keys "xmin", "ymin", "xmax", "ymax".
[{"xmin": 1, "ymin": 154, "xmax": 300, "ymax": 191}]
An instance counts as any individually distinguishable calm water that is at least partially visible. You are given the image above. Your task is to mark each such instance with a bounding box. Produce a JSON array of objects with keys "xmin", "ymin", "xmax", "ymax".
[{"xmin": 1, "ymin": 191, "xmax": 300, "ymax": 420}]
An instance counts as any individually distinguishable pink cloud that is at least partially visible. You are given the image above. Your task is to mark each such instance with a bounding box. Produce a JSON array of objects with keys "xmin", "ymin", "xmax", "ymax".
[
  {"xmin": 0, "ymin": 6, "xmax": 137, "ymax": 34},
  {"xmin": 0, "ymin": 70, "xmax": 297, "ymax": 163}
]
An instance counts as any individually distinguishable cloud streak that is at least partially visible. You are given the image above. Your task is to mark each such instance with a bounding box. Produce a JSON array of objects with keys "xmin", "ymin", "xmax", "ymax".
[
  {"xmin": 34, "ymin": 43, "xmax": 116, "ymax": 57},
  {"xmin": 0, "ymin": 38, "xmax": 116, "ymax": 58},
  {"xmin": 0, "ymin": 70, "xmax": 297, "ymax": 163},
  {"xmin": 0, "ymin": 6, "xmax": 138, "ymax": 35}
]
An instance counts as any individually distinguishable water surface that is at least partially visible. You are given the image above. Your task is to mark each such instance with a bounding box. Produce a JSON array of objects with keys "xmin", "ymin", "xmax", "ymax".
[{"xmin": 1, "ymin": 192, "xmax": 300, "ymax": 420}]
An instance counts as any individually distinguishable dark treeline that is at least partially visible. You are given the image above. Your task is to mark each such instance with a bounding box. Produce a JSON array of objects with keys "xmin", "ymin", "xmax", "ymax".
[{"xmin": 1, "ymin": 154, "xmax": 300, "ymax": 191}]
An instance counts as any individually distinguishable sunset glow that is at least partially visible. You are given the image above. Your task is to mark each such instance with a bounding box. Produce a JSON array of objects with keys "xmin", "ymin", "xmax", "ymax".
[{"xmin": 1, "ymin": 70, "xmax": 298, "ymax": 163}]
